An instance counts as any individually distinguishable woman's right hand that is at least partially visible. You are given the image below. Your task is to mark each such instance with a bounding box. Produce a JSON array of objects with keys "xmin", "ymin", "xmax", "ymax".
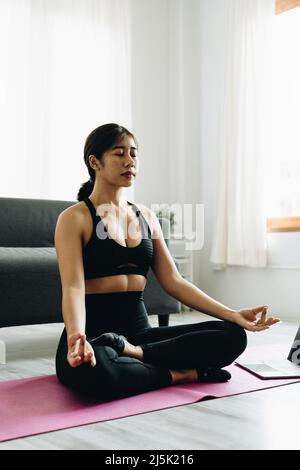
[{"xmin": 67, "ymin": 333, "xmax": 97, "ymax": 368}]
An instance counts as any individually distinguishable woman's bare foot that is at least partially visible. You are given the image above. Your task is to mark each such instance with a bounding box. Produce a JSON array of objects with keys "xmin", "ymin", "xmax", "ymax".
[
  {"xmin": 121, "ymin": 338, "xmax": 144, "ymax": 360},
  {"xmin": 169, "ymin": 369, "xmax": 198, "ymax": 384},
  {"xmin": 121, "ymin": 340, "xmax": 198, "ymax": 384}
]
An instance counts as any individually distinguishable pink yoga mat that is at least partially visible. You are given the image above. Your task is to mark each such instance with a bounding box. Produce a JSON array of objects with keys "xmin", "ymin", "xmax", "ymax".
[{"xmin": 1, "ymin": 344, "xmax": 299, "ymax": 442}]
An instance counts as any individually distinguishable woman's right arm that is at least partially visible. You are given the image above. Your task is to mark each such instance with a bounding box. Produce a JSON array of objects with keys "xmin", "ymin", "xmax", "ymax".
[{"xmin": 54, "ymin": 209, "xmax": 86, "ymax": 338}]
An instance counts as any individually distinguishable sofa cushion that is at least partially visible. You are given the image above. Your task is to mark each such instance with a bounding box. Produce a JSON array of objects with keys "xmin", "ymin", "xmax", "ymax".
[
  {"xmin": 0, "ymin": 247, "xmax": 58, "ymax": 274},
  {"xmin": 0, "ymin": 247, "xmax": 62, "ymax": 327},
  {"xmin": 0, "ymin": 197, "xmax": 74, "ymax": 247}
]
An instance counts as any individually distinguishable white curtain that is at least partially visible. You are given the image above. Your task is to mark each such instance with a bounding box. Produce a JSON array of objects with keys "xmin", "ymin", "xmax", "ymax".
[
  {"xmin": 210, "ymin": 0, "xmax": 274, "ymax": 269},
  {"xmin": 0, "ymin": 0, "xmax": 133, "ymax": 202}
]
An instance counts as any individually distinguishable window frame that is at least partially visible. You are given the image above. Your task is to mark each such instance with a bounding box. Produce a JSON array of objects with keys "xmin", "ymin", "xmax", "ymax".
[
  {"xmin": 267, "ymin": 0, "xmax": 300, "ymax": 232},
  {"xmin": 276, "ymin": 0, "xmax": 300, "ymax": 15},
  {"xmin": 267, "ymin": 217, "xmax": 300, "ymax": 232}
]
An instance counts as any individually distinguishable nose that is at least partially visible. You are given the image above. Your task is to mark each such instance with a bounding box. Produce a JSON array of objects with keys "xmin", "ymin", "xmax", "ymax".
[{"xmin": 124, "ymin": 153, "xmax": 135, "ymax": 166}]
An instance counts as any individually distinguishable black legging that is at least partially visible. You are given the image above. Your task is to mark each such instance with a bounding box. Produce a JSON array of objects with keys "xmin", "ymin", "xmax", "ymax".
[{"xmin": 55, "ymin": 291, "xmax": 247, "ymax": 400}]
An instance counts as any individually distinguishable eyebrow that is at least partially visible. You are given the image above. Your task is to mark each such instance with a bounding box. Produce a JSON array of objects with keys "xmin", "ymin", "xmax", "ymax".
[{"xmin": 112, "ymin": 146, "xmax": 137, "ymax": 150}]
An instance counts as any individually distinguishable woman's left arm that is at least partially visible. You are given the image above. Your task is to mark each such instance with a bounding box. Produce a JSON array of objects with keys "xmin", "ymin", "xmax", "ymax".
[
  {"xmin": 146, "ymin": 208, "xmax": 281, "ymax": 333},
  {"xmin": 168, "ymin": 277, "xmax": 281, "ymax": 332}
]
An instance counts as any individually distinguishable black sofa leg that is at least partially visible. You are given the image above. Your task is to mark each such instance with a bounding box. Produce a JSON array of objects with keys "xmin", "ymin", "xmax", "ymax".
[{"xmin": 158, "ymin": 314, "xmax": 169, "ymax": 327}]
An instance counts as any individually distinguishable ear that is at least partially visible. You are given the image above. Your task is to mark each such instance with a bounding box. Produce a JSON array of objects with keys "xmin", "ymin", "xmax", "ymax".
[{"xmin": 89, "ymin": 155, "xmax": 102, "ymax": 171}]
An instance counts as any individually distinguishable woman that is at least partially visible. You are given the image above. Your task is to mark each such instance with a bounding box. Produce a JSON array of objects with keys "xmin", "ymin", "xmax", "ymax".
[{"xmin": 55, "ymin": 123, "xmax": 280, "ymax": 400}]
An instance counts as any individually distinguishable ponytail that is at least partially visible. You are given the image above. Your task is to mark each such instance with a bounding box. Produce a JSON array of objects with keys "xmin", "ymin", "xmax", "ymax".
[{"xmin": 77, "ymin": 179, "xmax": 94, "ymax": 201}]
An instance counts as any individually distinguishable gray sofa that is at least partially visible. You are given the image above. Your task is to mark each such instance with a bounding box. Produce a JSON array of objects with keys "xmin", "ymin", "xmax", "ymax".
[{"xmin": 0, "ymin": 197, "xmax": 181, "ymax": 328}]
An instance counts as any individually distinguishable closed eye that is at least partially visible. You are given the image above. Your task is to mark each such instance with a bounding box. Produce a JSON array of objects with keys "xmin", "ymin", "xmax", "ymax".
[{"xmin": 116, "ymin": 154, "xmax": 137, "ymax": 158}]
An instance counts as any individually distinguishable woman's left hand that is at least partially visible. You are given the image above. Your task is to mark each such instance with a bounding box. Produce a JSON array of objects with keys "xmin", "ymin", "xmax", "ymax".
[{"xmin": 233, "ymin": 306, "xmax": 281, "ymax": 332}]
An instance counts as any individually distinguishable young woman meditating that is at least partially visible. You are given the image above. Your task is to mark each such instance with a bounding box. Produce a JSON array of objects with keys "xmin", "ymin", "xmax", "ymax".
[{"xmin": 55, "ymin": 123, "xmax": 280, "ymax": 400}]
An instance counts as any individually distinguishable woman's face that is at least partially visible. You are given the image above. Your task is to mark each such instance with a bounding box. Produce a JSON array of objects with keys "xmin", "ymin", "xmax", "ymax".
[{"xmin": 99, "ymin": 134, "xmax": 139, "ymax": 186}]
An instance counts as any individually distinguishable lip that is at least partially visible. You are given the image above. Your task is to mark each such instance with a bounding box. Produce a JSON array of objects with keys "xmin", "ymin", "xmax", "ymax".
[{"xmin": 121, "ymin": 172, "xmax": 134, "ymax": 177}]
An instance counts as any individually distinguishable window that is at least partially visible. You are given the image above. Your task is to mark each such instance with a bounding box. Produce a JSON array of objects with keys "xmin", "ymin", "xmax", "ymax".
[{"xmin": 267, "ymin": 0, "xmax": 300, "ymax": 232}]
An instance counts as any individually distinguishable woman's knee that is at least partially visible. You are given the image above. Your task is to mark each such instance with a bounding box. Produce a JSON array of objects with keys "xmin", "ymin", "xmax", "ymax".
[
  {"xmin": 91, "ymin": 346, "xmax": 125, "ymax": 397},
  {"xmin": 55, "ymin": 346, "xmax": 110, "ymax": 392},
  {"xmin": 224, "ymin": 321, "xmax": 248, "ymax": 355}
]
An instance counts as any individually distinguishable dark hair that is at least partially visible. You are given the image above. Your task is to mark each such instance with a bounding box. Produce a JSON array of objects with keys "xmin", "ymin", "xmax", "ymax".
[{"xmin": 77, "ymin": 123, "xmax": 138, "ymax": 201}]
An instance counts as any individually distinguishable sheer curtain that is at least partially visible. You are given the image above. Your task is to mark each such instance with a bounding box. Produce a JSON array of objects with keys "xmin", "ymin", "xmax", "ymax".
[
  {"xmin": 0, "ymin": 0, "xmax": 133, "ymax": 202},
  {"xmin": 210, "ymin": 0, "xmax": 274, "ymax": 269}
]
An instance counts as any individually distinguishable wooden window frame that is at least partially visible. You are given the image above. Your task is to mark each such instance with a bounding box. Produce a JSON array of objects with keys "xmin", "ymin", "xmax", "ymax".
[
  {"xmin": 267, "ymin": 0, "xmax": 300, "ymax": 232},
  {"xmin": 267, "ymin": 217, "xmax": 300, "ymax": 232},
  {"xmin": 276, "ymin": 0, "xmax": 300, "ymax": 14}
]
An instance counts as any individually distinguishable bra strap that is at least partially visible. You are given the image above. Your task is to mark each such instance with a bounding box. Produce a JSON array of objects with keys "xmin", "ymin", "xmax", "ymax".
[
  {"xmin": 128, "ymin": 201, "xmax": 152, "ymax": 239},
  {"xmin": 84, "ymin": 197, "xmax": 98, "ymax": 223}
]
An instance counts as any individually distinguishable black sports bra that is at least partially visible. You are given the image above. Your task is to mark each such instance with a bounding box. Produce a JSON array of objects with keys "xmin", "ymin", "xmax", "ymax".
[{"xmin": 82, "ymin": 197, "xmax": 154, "ymax": 280}]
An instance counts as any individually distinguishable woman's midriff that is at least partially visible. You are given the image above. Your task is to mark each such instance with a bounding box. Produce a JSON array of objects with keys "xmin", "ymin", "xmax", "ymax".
[{"xmin": 85, "ymin": 274, "xmax": 147, "ymax": 294}]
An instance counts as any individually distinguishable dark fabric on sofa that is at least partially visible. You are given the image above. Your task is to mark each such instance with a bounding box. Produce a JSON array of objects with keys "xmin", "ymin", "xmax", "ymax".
[{"xmin": 0, "ymin": 197, "xmax": 72, "ymax": 247}]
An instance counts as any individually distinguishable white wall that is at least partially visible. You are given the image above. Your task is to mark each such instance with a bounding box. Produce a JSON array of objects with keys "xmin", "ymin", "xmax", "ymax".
[
  {"xmin": 131, "ymin": 0, "xmax": 202, "ymax": 208},
  {"xmin": 130, "ymin": 0, "xmax": 170, "ymax": 206},
  {"xmin": 130, "ymin": 0, "xmax": 300, "ymax": 321}
]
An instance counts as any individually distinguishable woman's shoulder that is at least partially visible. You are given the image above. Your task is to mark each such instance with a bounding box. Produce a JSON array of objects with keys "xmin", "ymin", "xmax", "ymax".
[{"xmin": 58, "ymin": 201, "xmax": 87, "ymax": 223}]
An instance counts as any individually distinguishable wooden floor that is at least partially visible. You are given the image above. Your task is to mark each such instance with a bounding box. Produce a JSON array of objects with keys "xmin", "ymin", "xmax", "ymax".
[{"xmin": 1, "ymin": 312, "xmax": 300, "ymax": 450}]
